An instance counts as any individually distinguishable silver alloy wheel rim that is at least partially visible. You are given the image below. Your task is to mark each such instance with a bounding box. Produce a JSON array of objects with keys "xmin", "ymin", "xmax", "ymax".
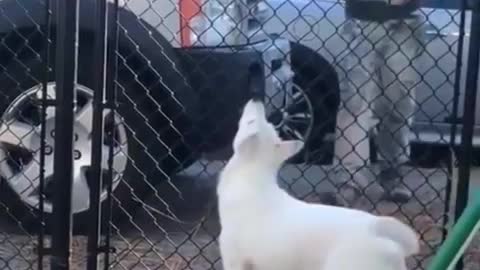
[
  {"xmin": 273, "ymin": 83, "xmax": 314, "ymax": 143},
  {"xmin": 0, "ymin": 82, "xmax": 128, "ymax": 214}
]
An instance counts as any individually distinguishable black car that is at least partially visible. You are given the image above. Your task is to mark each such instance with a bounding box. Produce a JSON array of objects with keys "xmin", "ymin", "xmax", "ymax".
[{"xmin": 0, "ymin": 0, "xmax": 339, "ymax": 230}]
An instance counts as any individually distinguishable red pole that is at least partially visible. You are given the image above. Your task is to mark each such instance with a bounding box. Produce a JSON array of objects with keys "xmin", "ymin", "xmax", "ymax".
[{"xmin": 179, "ymin": 0, "xmax": 201, "ymax": 47}]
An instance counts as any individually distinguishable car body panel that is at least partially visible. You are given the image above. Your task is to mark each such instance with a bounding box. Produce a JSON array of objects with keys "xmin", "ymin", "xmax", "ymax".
[{"xmin": 121, "ymin": 0, "xmax": 181, "ymax": 47}]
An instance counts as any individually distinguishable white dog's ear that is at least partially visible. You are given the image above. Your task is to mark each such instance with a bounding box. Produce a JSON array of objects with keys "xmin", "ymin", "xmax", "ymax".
[
  {"xmin": 233, "ymin": 118, "xmax": 261, "ymax": 152},
  {"xmin": 275, "ymin": 140, "xmax": 304, "ymax": 160}
]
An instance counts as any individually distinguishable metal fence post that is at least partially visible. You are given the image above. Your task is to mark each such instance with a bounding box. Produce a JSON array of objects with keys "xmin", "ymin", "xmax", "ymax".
[
  {"xmin": 455, "ymin": 1, "xmax": 480, "ymax": 269},
  {"xmin": 87, "ymin": 0, "xmax": 109, "ymax": 268},
  {"xmin": 38, "ymin": 1, "xmax": 53, "ymax": 270},
  {"xmin": 445, "ymin": 0, "xmax": 468, "ymax": 242},
  {"xmin": 50, "ymin": 0, "xmax": 79, "ymax": 269},
  {"xmin": 102, "ymin": 0, "xmax": 120, "ymax": 267}
]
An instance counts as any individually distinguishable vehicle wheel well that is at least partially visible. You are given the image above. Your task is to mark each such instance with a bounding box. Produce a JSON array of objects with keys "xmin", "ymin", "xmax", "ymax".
[
  {"xmin": 290, "ymin": 42, "xmax": 340, "ymax": 139},
  {"xmin": 288, "ymin": 42, "xmax": 340, "ymax": 164},
  {"xmin": 290, "ymin": 42, "xmax": 340, "ymax": 116}
]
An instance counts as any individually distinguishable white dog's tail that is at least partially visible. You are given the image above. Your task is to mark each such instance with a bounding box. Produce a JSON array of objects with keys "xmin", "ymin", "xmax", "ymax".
[{"xmin": 372, "ymin": 216, "xmax": 420, "ymax": 256}]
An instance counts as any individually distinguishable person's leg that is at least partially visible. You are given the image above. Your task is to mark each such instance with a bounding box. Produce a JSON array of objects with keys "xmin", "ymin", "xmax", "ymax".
[
  {"xmin": 373, "ymin": 15, "xmax": 425, "ymax": 203},
  {"xmin": 333, "ymin": 18, "xmax": 378, "ymax": 204}
]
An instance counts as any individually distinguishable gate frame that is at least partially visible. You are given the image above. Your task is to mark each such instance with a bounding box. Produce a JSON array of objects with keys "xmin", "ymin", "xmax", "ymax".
[
  {"xmin": 454, "ymin": 0, "xmax": 480, "ymax": 269},
  {"xmin": 50, "ymin": 0, "xmax": 79, "ymax": 269}
]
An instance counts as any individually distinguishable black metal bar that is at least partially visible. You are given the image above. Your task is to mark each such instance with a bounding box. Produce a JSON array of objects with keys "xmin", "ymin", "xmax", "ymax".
[
  {"xmin": 87, "ymin": 0, "xmax": 109, "ymax": 268},
  {"xmin": 103, "ymin": 0, "xmax": 120, "ymax": 267},
  {"xmin": 450, "ymin": 0, "xmax": 468, "ymax": 147},
  {"xmin": 38, "ymin": 1, "xmax": 52, "ymax": 269},
  {"xmin": 445, "ymin": 0, "xmax": 468, "ymax": 241},
  {"xmin": 50, "ymin": 0, "xmax": 79, "ymax": 269},
  {"xmin": 454, "ymin": 2, "xmax": 480, "ymax": 270}
]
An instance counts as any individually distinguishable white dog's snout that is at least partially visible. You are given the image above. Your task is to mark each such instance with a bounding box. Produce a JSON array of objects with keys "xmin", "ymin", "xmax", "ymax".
[{"xmin": 238, "ymin": 99, "xmax": 267, "ymax": 128}]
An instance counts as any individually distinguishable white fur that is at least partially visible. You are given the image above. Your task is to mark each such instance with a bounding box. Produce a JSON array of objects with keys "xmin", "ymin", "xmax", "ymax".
[
  {"xmin": 324, "ymin": 231, "xmax": 410, "ymax": 270},
  {"xmin": 217, "ymin": 99, "xmax": 419, "ymax": 270},
  {"xmin": 324, "ymin": 217, "xmax": 420, "ymax": 270}
]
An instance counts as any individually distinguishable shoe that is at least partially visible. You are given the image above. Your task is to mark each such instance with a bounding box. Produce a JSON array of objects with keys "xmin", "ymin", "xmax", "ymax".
[
  {"xmin": 338, "ymin": 184, "xmax": 362, "ymax": 206},
  {"xmin": 378, "ymin": 167, "xmax": 412, "ymax": 203},
  {"xmin": 333, "ymin": 166, "xmax": 367, "ymax": 206}
]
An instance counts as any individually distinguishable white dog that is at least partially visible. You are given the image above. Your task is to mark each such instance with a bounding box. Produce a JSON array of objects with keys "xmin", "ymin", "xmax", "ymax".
[{"xmin": 217, "ymin": 98, "xmax": 419, "ymax": 270}]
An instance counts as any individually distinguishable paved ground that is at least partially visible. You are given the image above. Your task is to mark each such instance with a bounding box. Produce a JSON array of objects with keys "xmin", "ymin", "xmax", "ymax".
[{"xmin": 1, "ymin": 159, "xmax": 479, "ymax": 270}]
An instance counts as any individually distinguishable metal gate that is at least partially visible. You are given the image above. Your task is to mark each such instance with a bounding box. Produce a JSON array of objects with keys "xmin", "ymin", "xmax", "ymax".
[{"xmin": 1, "ymin": 0, "xmax": 480, "ymax": 269}]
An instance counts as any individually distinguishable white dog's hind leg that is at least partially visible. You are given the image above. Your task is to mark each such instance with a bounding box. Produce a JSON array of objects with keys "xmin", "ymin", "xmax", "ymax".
[{"xmin": 372, "ymin": 216, "xmax": 420, "ymax": 256}]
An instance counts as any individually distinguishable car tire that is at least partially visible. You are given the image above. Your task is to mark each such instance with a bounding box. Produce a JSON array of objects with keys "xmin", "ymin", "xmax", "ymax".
[
  {"xmin": 289, "ymin": 42, "xmax": 340, "ymax": 163},
  {"xmin": 0, "ymin": 31, "xmax": 198, "ymax": 233}
]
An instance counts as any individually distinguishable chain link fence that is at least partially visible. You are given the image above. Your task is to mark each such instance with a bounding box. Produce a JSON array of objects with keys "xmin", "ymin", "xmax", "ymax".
[
  {"xmin": 0, "ymin": 0, "xmax": 52, "ymax": 268},
  {"xmin": 0, "ymin": 0, "xmax": 479, "ymax": 269}
]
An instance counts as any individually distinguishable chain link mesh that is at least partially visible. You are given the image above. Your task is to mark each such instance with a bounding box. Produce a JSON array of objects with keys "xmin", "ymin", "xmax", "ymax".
[
  {"xmin": 98, "ymin": 1, "xmax": 477, "ymax": 269},
  {"xmin": 0, "ymin": 0, "xmax": 479, "ymax": 269},
  {"xmin": 0, "ymin": 0, "xmax": 51, "ymax": 268}
]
